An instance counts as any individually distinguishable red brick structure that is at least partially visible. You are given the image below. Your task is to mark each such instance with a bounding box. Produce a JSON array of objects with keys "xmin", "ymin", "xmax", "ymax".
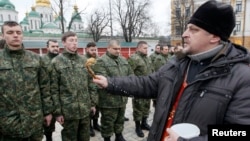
[{"xmin": 23, "ymin": 41, "xmax": 137, "ymax": 58}]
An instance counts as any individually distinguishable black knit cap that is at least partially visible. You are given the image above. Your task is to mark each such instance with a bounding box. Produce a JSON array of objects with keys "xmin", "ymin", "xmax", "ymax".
[{"xmin": 188, "ymin": 0, "xmax": 235, "ymax": 41}]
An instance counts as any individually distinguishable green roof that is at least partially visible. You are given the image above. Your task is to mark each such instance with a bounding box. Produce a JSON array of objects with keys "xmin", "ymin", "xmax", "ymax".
[
  {"xmin": 30, "ymin": 30, "xmax": 43, "ymax": 33},
  {"xmin": 71, "ymin": 12, "xmax": 82, "ymax": 22},
  {"xmin": 20, "ymin": 17, "xmax": 29, "ymax": 25},
  {"xmin": 42, "ymin": 22, "xmax": 59, "ymax": 29},
  {"xmin": 0, "ymin": 0, "xmax": 15, "ymax": 10},
  {"xmin": 55, "ymin": 15, "xmax": 66, "ymax": 22},
  {"xmin": 29, "ymin": 9, "xmax": 40, "ymax": 18}
]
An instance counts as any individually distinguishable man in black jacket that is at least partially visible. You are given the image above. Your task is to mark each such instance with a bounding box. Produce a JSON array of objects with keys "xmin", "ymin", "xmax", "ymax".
[{"xmin": 92, "ymin": 1, "xmax": 250, "ymax": 141}]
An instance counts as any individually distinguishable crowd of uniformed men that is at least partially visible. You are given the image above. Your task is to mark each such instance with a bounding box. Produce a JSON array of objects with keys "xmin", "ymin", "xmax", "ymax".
[{"xmin": 0, "ymin": 20, "xmax": 183, "ymax": 141}]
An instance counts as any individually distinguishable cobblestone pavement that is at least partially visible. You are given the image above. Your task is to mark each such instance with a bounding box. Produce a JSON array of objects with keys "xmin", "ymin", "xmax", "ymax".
[{"xmin": 43, "ymin": 97, "xmax": 155, "ymax": 141}]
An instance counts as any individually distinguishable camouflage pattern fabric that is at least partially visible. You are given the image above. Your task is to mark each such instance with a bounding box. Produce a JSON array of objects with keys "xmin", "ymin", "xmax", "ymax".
[
  {"xmin": 149, "ymin": 52, "xmax": 160, "ymax": 66},
  {"xmin": 93, "ymin": 51, "xmax": 133, "ymax": 137},
  {"xmin": 152, "ymin": 53, "xmax": 171, "ymax": 106},
  {"xmin": 127, "ymin": 51, "xmax": 154, "ymax": 120},
  {"xmin": 154, "ymin": 54, "xmax": 171, "ymax": 71},
  {"xmin": 41, "ymin": 52, "xmax": 59, "ymax": 135},
  {"xmin": 50, "ymin": 49, "xmax": 96, "ymax": 119},
  {"xmin": 93, "ymin": 52, "xmax": 133, "ymax": 108},
  {"xmin": 0, "ymin": 45, "xmax": 52, "ymax": 138},
  {"xmin": 61, "ymin": 117, "xmax": 90, "ymax": 141},
  {"xmin": 132, "ymin": 99, "xmax": 151, "ymax": 121},
  {"xmin": 83, "ymin": 53, "xmax": 98, "ymax": 107},
  {"xmin": 0, "ymin": 132, "xmax": 43, "ymax": 141},
  {"xmin": 99, "ymin": 107, "xmax": 126, "ymax": 137},
  {"xmin": 50, "ymin": 49, "xmax": 97, "ymax": 140},
  {"xmin": 84, "ymin": 54, "xmax": 99, "ymax": 119}
]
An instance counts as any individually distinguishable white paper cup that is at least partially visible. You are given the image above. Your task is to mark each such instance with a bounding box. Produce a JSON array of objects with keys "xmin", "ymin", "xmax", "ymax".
[{"xmin": 170, "ymin": 123, "xmax": 200, "ymax": 139}]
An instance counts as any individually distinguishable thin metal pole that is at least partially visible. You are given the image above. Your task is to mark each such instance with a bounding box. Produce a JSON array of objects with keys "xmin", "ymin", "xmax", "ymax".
[{"xmin": 109, "ymin": 0, "xmax": 113, "ymax": 37}]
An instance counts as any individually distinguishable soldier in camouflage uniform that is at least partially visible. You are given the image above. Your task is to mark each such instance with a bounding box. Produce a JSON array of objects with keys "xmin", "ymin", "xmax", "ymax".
[
  {"xmin": 84, "ymin": 42, "xmax": 100, "ymax": 137},
  {"xmin": 149, "ymin": 44, "xmax": 161, "ymax": 107},
  {"xmin": 127, "ymin": 41, "xmax": 154, "ymax": 138},
  {"xmin": 42, "ymin": 39, "xmax": 60, "ymax": 141},
  {"xmin": 0, "ymin": 21, "xmax": 53, "ymax": 140},
  {"xmin": 152, "ymin": 45, "xmax": 171, "ymax": 107},
  {"xmin": 50, "ymin": 31, "xmax": 96, "ymax": 141},
  {"xmin": 154, "ymin": 45, "xmax": 171, "ymax": 71},
  {"xmin": 149, "ymin": 43, "xmax": 160, "ymax": 64},
  {"xmin": 84, "ymin": 42, "xmax": 98, "ymax": 59},
  {"xmin": 93, "ymin": 39, "xmax": 133, "ymax": 141}
]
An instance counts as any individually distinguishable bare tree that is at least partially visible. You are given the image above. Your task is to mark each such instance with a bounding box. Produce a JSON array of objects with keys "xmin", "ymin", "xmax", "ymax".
[
  {"xmin": 113, "ymin": 0, "xmax": 151, "ymax": 42},
  {"xmin": 133, "ymin": 13, "xmax": 152, "ymax": 37},
  {"xmin": 51, "ymin": 0, "xmax": 85, "ymax": 33},
  {"xmin": 143, "ymin": 22, "xmax": 160, "ymax": 37},
  {"xmin": 87, "ymin": 9, "xmax": 110, "ymax": 42},
  {"xmin": 51, "ymin": 0, "xmax": 67, "ymax": 33},
  {"xmin": 67, "ymin": 7, "xmax": 86, "ymax": 31},
  {"xmin": 172, "ymin": 0, "xmax": 194, "ymax": 45},
  {"xmin": 159, "ymin": 36, "xmax": 171, "ymax": 45}
]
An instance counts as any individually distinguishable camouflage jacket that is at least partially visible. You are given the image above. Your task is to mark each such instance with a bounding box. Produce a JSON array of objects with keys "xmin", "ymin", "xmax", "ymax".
[
  {"xmin": 154, "ymin": 54, "xmax": 171, "ymax": 71},
  {"xmin": 93, "ymin": 51, "xmax": 133, "ymax": 108},
  {"xmin": 41, "ymin": 53, "xmax": 59, "ymax": 114},
  {"xmin": 50, "ymin": 50, "xmax": 96, "ymax": 119},
  {"xmin": 83, "ymin": 53, "xmax": 99, "ymax": 105},
  {"xmin": 149, "ymin": 52, "xmax": 160, "ymax": 65},
  {"xmin": 42, "ymin": 53, "xmax": 59, "ymax": 73},
  {"xmin": 128, "ymin": 51, "xmax": 154, "ymax": 76},
  {"xmin": 0, "ymin": 45, "xmax": 52, "ymax": 138}
]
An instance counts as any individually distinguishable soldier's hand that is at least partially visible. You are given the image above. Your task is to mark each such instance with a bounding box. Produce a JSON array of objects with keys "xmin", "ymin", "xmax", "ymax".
[
  {"xmin": 93, "ymin": 75, "xmax": 108, "ymax": 88},
  {"xmin": 56, "ymin": 115, "xmax": 64, "ymax": 125},
  {"xmin": 44, "ymin": 114, "xmax": 52, "ymax": 126}
]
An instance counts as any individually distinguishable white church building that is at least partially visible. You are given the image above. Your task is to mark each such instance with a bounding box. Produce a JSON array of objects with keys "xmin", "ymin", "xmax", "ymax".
[{"xmin": 0, "ymin": 0, "xmax": 84, "ymax": 34}]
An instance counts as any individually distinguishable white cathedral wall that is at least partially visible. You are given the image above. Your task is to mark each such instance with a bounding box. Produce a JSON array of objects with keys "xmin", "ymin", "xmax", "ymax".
[
  {"xmin": 35, "ymin": 6, "xmax": 53, "ymax": 23},
  {"xmin": 43, "ymin": 28, "xmax": 61, "ymax": 34},
  {"xmin": 28, "ymin": 17, "xmax": 41, "ymax": 30},
  {"xmin": 0, "ymin": 10, "xmax": 18, "ymax": 22}
]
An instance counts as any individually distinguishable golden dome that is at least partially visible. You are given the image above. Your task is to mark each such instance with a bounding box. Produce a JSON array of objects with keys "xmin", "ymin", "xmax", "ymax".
[
  {"xmin": 74, "ymin": 4, "xmax": 78, "ymax": 12},
  {"xmin": 36, "ymin": 0, "xmax": 50, "ymax": 7}
]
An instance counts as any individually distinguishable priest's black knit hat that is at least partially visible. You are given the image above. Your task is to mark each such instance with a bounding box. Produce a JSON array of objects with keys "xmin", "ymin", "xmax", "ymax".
[{"xmin": 188, "ymin": 0, "xmax": 235, "ymax": 41}]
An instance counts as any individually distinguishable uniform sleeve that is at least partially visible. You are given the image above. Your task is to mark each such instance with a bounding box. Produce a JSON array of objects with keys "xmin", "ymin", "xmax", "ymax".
[
  {"xmin": 50, "ymin": 60, "xmax": 61, "ymax": 116},
  {"xmin": 39, "ymin": 57, "xmax": 54, "ymax": 115},
  {"xmin": 127, "ymin": 56, "xmax": 137, "ymax": 71},
  {"xmin": 88, "ymin": 72, "xmax": 98, "ymax": 107},
  {"xmin": 93, "ymin": 58, "xmax": 109, "ymax": 77},
  {"xmin": 150, "ymin": 54, "xmax": 155, "ymax": 63},
  {"xmin": 128, "ymin": 63, "xmax": 134, "ymax": 76},
  {"xmin": 154, "ymin": 57, "xmax": 163, "ymax": 71}
]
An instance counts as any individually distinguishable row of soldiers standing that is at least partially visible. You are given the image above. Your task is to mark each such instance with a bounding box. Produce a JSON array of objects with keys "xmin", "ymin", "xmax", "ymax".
[
  {"xmin": 90, "ymin": 40, "xmax": 175, "ymax": 141},
  {"xmin": 0, "ymin": 21, "xmax": 98, "ymax": 141},
  {"xmin": 0, "ymin": 20, "xmax": 178, "ymax": 141}
]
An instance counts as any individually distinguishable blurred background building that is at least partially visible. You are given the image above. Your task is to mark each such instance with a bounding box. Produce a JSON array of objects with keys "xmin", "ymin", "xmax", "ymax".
[
  {"xmin": 0, "ymin": 0, "xmax": 84, "ymax": 34},
  {"xmin": 171, "ymin": 0, "xmax": 250, "ymax": 49}
]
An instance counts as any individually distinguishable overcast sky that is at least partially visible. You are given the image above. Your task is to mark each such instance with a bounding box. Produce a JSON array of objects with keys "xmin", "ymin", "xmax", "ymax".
[{"xmin": 10, "ymin": 0, "xmax": 171, "ymax": 36}]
